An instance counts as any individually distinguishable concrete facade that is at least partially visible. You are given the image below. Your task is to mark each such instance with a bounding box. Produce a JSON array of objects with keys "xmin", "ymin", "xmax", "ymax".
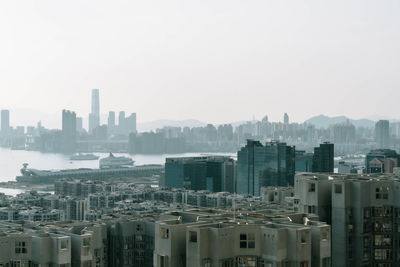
[
  {"xmin": 153, "ymin": 209, "xmax": 331, "ymax": 267},
  {"xmin": 295, "ymin": 172, "xmax": 400, "ymax": 266}
]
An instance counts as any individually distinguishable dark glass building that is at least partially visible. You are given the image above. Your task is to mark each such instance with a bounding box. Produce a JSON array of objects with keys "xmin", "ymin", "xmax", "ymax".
[
  {"xmin": 312, "ymin": 142, "xmax": 334, "ymax": 173},
  {"xmin": 164, "ymin": 156, "xmax": 236, "ymax": 193},
  {"xmin": 295, "ymin": 150, "xmax": 313, "ymax": 172},
  {"xmin": 236, "ymin": 140, "xmax": 295, "ymax": 196}
]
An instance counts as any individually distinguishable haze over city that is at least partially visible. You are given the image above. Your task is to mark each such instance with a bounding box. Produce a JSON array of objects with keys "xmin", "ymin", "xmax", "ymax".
[
  {"xmin": 2, "ymin": 1, "xmax": 400, "ymax": 267},
  {"xmin": 1, "ymin": 0, "xmax": 400, "ymax": 128}
]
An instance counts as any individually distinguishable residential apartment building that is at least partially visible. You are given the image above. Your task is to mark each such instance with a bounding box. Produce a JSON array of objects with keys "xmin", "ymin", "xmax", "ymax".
[
  {"xmin": 295, "ymin": 172, "xmax": 400, "ymax": 266},
  {"xmin": 154, "ymin": 209, "xmax": 331, "ymax": 267}
]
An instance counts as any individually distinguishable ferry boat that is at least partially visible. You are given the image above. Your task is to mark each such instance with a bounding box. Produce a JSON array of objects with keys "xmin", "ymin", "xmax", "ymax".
[
  {"xmin": 70, "ymin": 153, "xmax": 99, "ymax": 160},
  {"xmin": 99, "ymin": 153, "xmax": 134, "ymax": 168}
]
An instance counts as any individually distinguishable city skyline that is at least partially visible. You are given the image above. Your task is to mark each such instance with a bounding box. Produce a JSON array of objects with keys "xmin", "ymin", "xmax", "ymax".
[
  {"xmin": 1, "ymin": 1, "xmax": 399, "ymax": 266},
  {"xmin": 2, "ymin": 106, "xmax": 400, "ymax": 131},
  {"xmin": 1, "ymin": 0, "xmax": 400, "ymax": 125}
]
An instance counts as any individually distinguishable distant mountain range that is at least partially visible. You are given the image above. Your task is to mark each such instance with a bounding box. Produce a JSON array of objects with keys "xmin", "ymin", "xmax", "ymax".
[{"xmin": 304, "ymin": 115, "xmax": 376, "ymax": 128}]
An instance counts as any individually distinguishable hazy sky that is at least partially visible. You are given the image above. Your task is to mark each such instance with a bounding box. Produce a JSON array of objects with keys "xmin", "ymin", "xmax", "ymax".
[{"xmin": 0, "ymin": 0, "xmax": 399, "ymax": 128}]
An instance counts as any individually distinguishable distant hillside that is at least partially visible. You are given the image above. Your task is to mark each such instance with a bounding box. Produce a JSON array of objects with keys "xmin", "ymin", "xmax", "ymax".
[
  {"xmin": 304, "ymin": 115, "xmax": 376, "ymax": 129},
  {"xmin": 137, "ymin": 119, "xmax": 206, "ymax": 132}
]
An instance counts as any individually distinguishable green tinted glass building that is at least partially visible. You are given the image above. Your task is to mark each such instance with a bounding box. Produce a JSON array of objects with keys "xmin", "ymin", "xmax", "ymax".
[{"xmin": 237, "ymin": 140, "xmax": 295, "ymax": 196}]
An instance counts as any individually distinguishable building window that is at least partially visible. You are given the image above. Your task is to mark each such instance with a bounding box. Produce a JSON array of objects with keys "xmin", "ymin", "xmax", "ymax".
[
  {"xmin": 237, "ymin": 257, "xmax": 257, "ymax": 266},
  {"xmin": 61, "ymin": 239, "xmax": 68, "ymax": 250},
  {"xmin": 308, "ymin": 183, "xmax": 315, "ymax": 192},
  {"xmin": 301, "ymin": 232, "xmax": 307, "ymax": 243},
  {"xmin": 190, "ymin": 231, "xmax": 197, "ymax": 243},
  {"xmin": 373, "ymin": 207, "xmax": 392, "ymax": 217},
  {"xmin": 159, "ymin": 255, "xmax": 168, "ymax": 267},
  {"xmin": 15, "ymin": 241, "xmax": 27, "ymax": 254},
  {"xmin": 221, "ymin": 258, "xmax": 234, "ymax": 267},
  {"xmin": 248, "ymin": 233, "xmax": 255, "ymax": 248},
  {"xmin": 374, "ymin": 249, "xmax": 392, "ymax": 260},
  {"xmin": 83, "ymin": 238, "xmax": 90, "ymax": 247},
  {"xmin": 384, "ymin": 207, "xmax": 392, "ymax": 215},
  {"xmin": 240, "ymin": 234, "xmax": 247, "ymax": 248},
  {"xmin": 334, "ymin": 184, "xmax": 342, "ymax": 194},
  {"xmin": 374, "ymin": 207, "xmax": 384, "ymax": 217},
  {"xmin": 203, "ymin": 258, "xmax": 211, "ymax": 267},
  {"xmin": 363, "ymin": 247, "xmax": 370, "ymax": 260},
  {"xmin": 376, "ymin": 187, "xmax": 389, "ymax": 200},
  {"xmin": 321, "ymin": 230, "xmax": 329, "ymax": 241},
  {"xmin": 364, "ymin": 208, "xmax": 371, "ymax": 218},
  {"xmin": 374, "ymin": 221, "xmax": 392, "ymax": 232},
  {"xmin": 348, "ymin": 224, "xmax": 353, "ymax": 233},
  {"xmin": 161, "ymin": 227, "xmax": 169, "ymax": 239},
  {"xmin": 374, "ymin": 235, "xmax": 392, "ymax": 246},
  {"xmin": 363, "ymin": 236, "xmax": 371, "ymax": 247},
  {"xmin": 322, "ymin": 258, "xmax": 330, "ymax": 267},
  {"xmin": 239, "ymin": 233, "xmax": 255, "ymax": 249},
  {"xmin": 308, "ymin": 205, "xmax": 316, "ymax": 214}
]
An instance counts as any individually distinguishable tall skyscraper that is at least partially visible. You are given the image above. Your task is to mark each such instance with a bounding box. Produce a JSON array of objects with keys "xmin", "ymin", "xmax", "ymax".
[
  {"xmin": 236, "ymin": 140, "xmax": 295, "ymax": 196},
  {"xmin": 118, "ymin": 111, "xmax": 126, "ymax": 134},
  {"xmin": 91, "ymin": 89, "xmax": 100, "ymax": 117},
  {"xmin": 118, "ymin": 111, "xmax": 125, "ymax": 126},
  {"xmin": 284, "ymin": 113, "xmax": 289, "ymax": 124},
  {"xmin": 89, "ymin": 89, "xmax": 100, "ymax": 133},
  {"xmin": 62, "ymin": 110, "xmax": 76, "ymax": 153},
  {"xmin": 126, "ymin": 113, "xmax": 137, "ymax": 134},
  {"xmin": 312, "ymin": 142, "xmax": 334, "ymax": 173},
  {"xmin": 1, "ymin": 110, "xmax": 10, "ymax": 134},
  {"xmin": 108, "ymin": 111, "xmax": 115, "ymax": 129},
  {"xmin": 76, "ymin": 117, "xmax": 83, "ymax": 133},
  {"xmin": 375, "ymin": 120, "xmax": 390, "ymax": 149}
]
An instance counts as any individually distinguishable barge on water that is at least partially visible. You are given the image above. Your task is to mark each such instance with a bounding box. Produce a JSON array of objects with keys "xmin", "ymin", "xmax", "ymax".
[{"xmin": 16, "ymin": 163, "xmax": 164, "ymax": 184}]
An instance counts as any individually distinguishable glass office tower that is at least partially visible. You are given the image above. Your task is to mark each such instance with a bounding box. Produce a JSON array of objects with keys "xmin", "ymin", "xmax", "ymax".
[{"xmin": 237, "ymin": 140, "xmax": 295, "ymax": 196}]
